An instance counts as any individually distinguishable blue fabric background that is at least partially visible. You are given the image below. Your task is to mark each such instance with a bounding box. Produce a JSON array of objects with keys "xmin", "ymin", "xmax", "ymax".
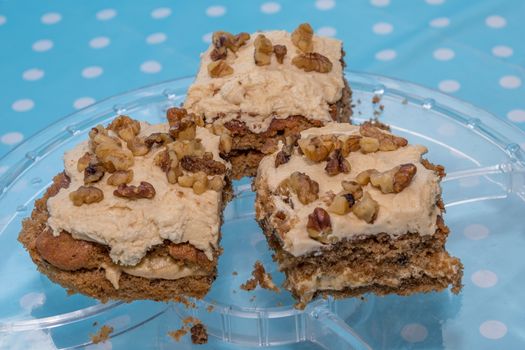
[{"xmin": 1, "ymin": 1, "xmax": 524, "ymax": 349}]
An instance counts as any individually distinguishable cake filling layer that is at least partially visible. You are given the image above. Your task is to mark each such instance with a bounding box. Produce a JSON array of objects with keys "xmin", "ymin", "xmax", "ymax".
[
  {"xmin": 47, "ymin": 123, "xmax": 225, "ymax": 266},
  {"xmin": 184, "ymin": 30, "xmax": 345, "ymax": 133},
  {"xmin": 256, "ymin": 123, "xmax": 442, "ymax": 257}
]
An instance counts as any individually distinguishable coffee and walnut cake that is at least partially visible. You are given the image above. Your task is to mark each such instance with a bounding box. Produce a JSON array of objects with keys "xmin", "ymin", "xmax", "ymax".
[
  {"xmin": 19, "ymin": 115, "xmax": 231, "ymax": 301},
  {"xmin": 254, "ymin": 123, "xmax": 463, "ymax": 307},
  {"xmin": 184, "ymin": 23, "xmax": 352, "ymax": 178}
]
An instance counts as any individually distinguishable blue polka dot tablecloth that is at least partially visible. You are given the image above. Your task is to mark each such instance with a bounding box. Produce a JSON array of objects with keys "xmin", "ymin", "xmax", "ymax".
[{"xmin": 1, "ymin": 1, "xmax": 525, "ymax": 349}]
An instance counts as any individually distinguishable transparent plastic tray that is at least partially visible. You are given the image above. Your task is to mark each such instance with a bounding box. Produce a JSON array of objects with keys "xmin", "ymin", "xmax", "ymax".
[{"xmin": 0, "ymin": 72, "xmax": 524, "ymax": 349}]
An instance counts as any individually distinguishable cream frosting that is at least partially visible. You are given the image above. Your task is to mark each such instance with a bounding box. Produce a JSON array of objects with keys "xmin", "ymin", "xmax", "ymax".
[
  {"xmin": 47, "ymin": 122, "xmax": 226, "ymax": 266},
  {"xmin": 256, "ymin": 123, "xmax": 442, "ymax": 257},
  {"xmin": 184, "ymin": 30, "xmax": 345, "ymax": 133}
]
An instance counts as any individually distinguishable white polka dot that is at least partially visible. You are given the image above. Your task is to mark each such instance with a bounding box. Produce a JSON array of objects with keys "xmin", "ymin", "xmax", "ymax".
[
  {"xmin": 429, "ymin": 17, "xmax": 450, "ymax": 28},
  {"xmin": 96, "ymin": 9, "xmax": 117, "ymax": 21},
  {"xmin": 471, "ymin": 270, "xmax": 498, "ymax": 288},
  {"xmin": 437, "ymin": 123, "xmax": 456, "ymax": 136},
  {"xmin": 1, "ymin": 132, "xmax": 24, "ymax": 145},
  {"xmin": 499, "ymin": 75, "xmax": 521, "ymax": 89},
  {"xmin": 206, "ymin": 6, "xmax": 226, "ymax": 17},
  {"xmin": 73, "ymin": 97, "xmax": 96, "ymax": 110},
  {"xmin": 0, "ymin": 166, "xmax": 8, "ymax": 175},
  {"xmin": 492, "ymin": 45, "xmax": 513, "ymax": 58},
  {"xmin": 140, "ymin": 60, "xmax": 162, "ymax": 74},
  {"xmin": 22, "ymin": 68, "xmax": 44, "ymax": 81},
  {"xmin": 32, "ymin": 39, "xmax": 53, "ymax": 52},
  {"xmin": 82, "ymin": 66, "xmax": 103, "ymax": 79},
  {"xmin": 459, "ymin": 176, "xmax": 480, "ymax": 188},
  {"xmin": 151, "ymin": 7, "xmax": 172, "ymax": 19},
  {"xmin": 11, "ymin": 99, "xmax": 34, "ymax": 112},
  {"xmin": 401, "ymin": 323, "xmax": 428, "ymax": 343},
  {"xmin": 375, "ymin": 49, "xmax": 397, "ymax": 61},
  {"xmin": 486, "ymin": 15, "xmax": 507, "ymax": 28},
  {"xmin": 261, "ymin": 2, "xmax": 281, "ymax": 14},
  {"xmin": 89, "ymin": 36, "xmax": 110, "ymax": 49},
  {"xmin": 370, "ymin": 0, "xmax": 389, "ymax": 7},
  {"xmin": 372, "ymin": 22, "xmax": 393, "ymax": 35},
  {"xmin": 480, "ymin": 320, "xmax": 507, "ymax": 339},
  {"xmin": 202, "ymin": 32, "xmax": 213, "ymax": 44},
  {"xmin": 426, "ymin": 0, "xmax": 444, "ymax": 4},
  {"xmin": 146, "ymin": 32, "xmax": 167, "ymax": 45},
  {"xmin": 0, "ymin": 15, "xmax": 6, "ymax": 25},
  {"xmin": 41, "ymin": 12, "xmax": 62, "ymax": 25},
  {"xmin": 317, "ymin": 26, "xmax": 337, "ymax": 37},
  {"xmin": 20, "ymin": 292, "xmax": 46, "ymax": 311},
  {"xmin": 463, "ymin": 223, "xmax": 489, "ymax": 240},
  {"xmin": 438, "ymin": 80, "xmax": 460, "ymax": 93},
  {"xmin": 507, "ymin": 109, "xmax": 525, "ymax": 122},
  {"xmin": 433, "ymin": 48, "xmax": 455, "ymax": 61},
  {"xmin": 315, "ymin": 0, "xmax": 335, "ymax": 10}
]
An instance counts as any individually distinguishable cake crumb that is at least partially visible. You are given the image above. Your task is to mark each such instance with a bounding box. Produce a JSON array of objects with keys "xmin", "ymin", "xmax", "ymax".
[
  {"xmin": 232, "ymin": 271, "xmax": 238, "ymax": 276},
  {"xmin": 206, "ymin": 305, "xmax": 215, "ymax": 312},
  {"xmin": 91, "ymin": 325, "xmax": 113, "ymax": 344},
  {"xmin": 174, "ymin": 296, "xmax": 196, "ymax": 309},
  {"xmin": 169, "ymin": 328, "xmax": 188, "ymax": 342},
  {"xmin": 92, "ymin": 321, "xmax": 98, "ymax": 327},
  {"xmin": 191, "ymin": 323, "xmax": 208, "ymax": 344},
  {"xmin": 240, "ymin": 261, "xmax": 280, "ymax": 292},
  {"xmin": 372, "ymin": 95, "xmax": 381, "ymax": 104},
  {"xmin": 183, "ymin": 316, "xmax": 199, "ymax": 325}
]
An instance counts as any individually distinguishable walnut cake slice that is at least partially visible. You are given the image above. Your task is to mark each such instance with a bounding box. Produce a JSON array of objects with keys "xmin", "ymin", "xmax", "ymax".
[
  {"xmin": 184, "ymin": 23, "xmax": 352, "ymax": 179},
  {"xmin": 19, "ymin": 115, "xmax": 231, "ymax": 301},
  {"xmin": 254, "ymin": 122, "xmax": 463, "ymax": 307}
]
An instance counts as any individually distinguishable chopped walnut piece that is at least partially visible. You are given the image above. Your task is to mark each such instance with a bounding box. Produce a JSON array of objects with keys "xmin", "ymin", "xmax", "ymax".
[
  {"xmin": 192, "ymin": 171, "xmax": 208, "ymax": 195},
  {"xmin": 69, "ymin": 186, "xmax": 104, "ymax": 206},
  {"xmin": 359, "ymin": 137, "xmax": 380, "ymax": 153},
  {"xmin": 231, "ymin": 32, "xmax": 250, "ymax": 51},
  {"xmin": 84, "ymin": 164, "xmax": 105, "ymax": 184},
  {"xmin": 154, "ymin": 149, "xmax": 182, "ymax": 184},
  {"xmin": 169, "ymin": 139, "xmax": 205, "ymax": 159},
  {"xmin": 144, "ymin": 133, "xmax": 173, "ymax": 148},
  {"xmin": 307, "ymin": 207, "xmax": 333, "ymax": 243},
  {"xmin": 108, "ymin": 115, "xmax": 141, "ymax": 142},
  {"xmin": 254, "ymin": 34, "xmax": 273, "ymax": 66},
  {"xmin": 219, "ymin": 133, "xmax": 232, "ymax": 154},
  {"xmin": 298, "ymin": 136, "xmax": 334, "ymax": 162},
  {"xmin": 77, "ymin": 152, "xmax": 96, "ymax": 172},
  {"xmin": 325, "ymin": 149, "xmax": 350, "ymax": 176},
  {"xmin": 107, "ymin": 170, "xmax": 133, "ymax": 186},
  {"xmin": 180, "ymin": 155, "xmax": 227, "ymax": 175},
  {"xmin": 209, "ymin": 176, "xmax": 224, "ymax": 191},
  {"xmin": 273, "ymin": 44, "xmax": 287, "ymax": 63},
  {"xmin": 369, "ymin": 163, "xmax": 417, "ymax": 193},
  {"xmin": 291, "ymin": 23, "xmax": 314, "ymax": 52},
  {"xmin": 169, "ymin": 117, "xmax": 196, "ymax": 141},
  {"xmin": 212, "ymin": 31, "xmax": 250, "ymax": 56},
  {"xmin": 328, "ymin": 193, "xmax": 355, "ymax": 215},
  {"xmin": 341, "ymin": 180, "xmax": 363, "ymax": 200},
  {"xmin": 126, "ymin": 137, "xmax": 149, "ymax": 156},
  {"xmin": 359, "ymin": 123, "xmax": 408, "ymax": 151},
  {"xmin": 340, "ymin": 135, "xmax": 362, "ymax": 156},
  {"xmin": 355, "ymin": 169, "xmax": 375, "ymax": 186},
  {"xmin": 208, "ymin": 60, "xmax": 234, "ymax": 78},
  {"xmin": 292, "ymin": 53, "xmax": 332, "ymax": 73},
  {"xmin": 177, "ymin": 175, "xmax": 195, "ymax": 188},
  {"xmin": 190, "ymin": 323, "xmax": 208, "ymax": 345},
  {"xmin": 279, "ymin": 171, "xmax": 319, "ymax": 205},
  {"xmin": 352, "ymin": 192, "xmax": 379, "ymax": 223},
  {"xmin": 114, "ymin": 181, "xmax": 156, "ymax": 200},
  {"xmin": 94, "ymin": 141, "xmax": 134, "ymax": 171}
]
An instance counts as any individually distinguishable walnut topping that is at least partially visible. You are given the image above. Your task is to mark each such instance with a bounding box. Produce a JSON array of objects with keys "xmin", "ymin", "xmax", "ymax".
[
  {"xmin": 211, "ymin": 31, "xmax": 250, "ymax": 59},
  {"xmin": 274, "ymin": 135, "xmax": 299, "ymax": 168},
  {"xmin": 126, "ymin": 137, "xmax": 149, "ymax": 156},
  {"xmin": 292, "ymin": 53, "xmax": 332, "ymax": 73},
  {"xmin": 352, "ymin": 192, "xmax": 379, "ymax": 223},
  {"xmin": 209, "ymin": 176, "xmax": 224, "ymax": 192},
  {"xmin": 94, "ymin": 140, "xmax": 134, "ymax": 171},
  {"xmin": 340, "ymin": 135, "xmax": 362, "ymax": 156},
  {"xmin": 254, "ymin": 34, "xmax": 273, "ymax": 66},
  {"xmin": 169, "ymin": 117, "xmax": 196, "ymax": 141},
  {"xmin": 69, "ymin": 186, "xmax": 104, "ymax": 206},
  {"xmin": 84, "ymin": 164, "xmax": 105, "ymax": 184},
  {"xmin": 208, "ymin": 60, "xmax": 233, "ymax": 78},
  {"xmin": 180, "ymin": 155, "xmax": 227, "ymax": 175},
  {"xmin": 169, "ymin": 139, "xmax": 205, "ymax": 159},
  {"xmin": 154, "ymin": 149, "xmax": 181, "ymax": 184},
  {"xmin": 273, "ymin": 44, "xmax": 287, "ymax": 63},
  {"xmin": 278, "ymin": 171, "xmax": 319, "ymax": 205},
  {"xmin": 114, "ymin": 181, "xmax": 156, "ymax": 200},
  {"xmin": 144, "ymin": 133, "xmax": 173, "ymax": 148},
  {"xmin": 107, "ymin": 170, "xmax": 133, "ymax": 186},
  {"xmin": 341, "ymin": 180, "xmax": 363, "ymax": 200},
  {"xmin": 369, "ymin": 163, "xmax": 417, "ymax": 193},
  {"xmin": 359, "ymin": 137, "xmax": 380, "ymax": 153},
  {"xmin": 108, "ymin": 115, "xmax": 141, "ymax": 142},
  {"xmin": 307, "ymin": 207, "xmax": 332, "ymax": 243},
  {"xmin": 328, "ymin": 193, "xmax": 355, "ymax": 215},
  {"xmin": 359, "ymin": 123, "xmax": 408, "ymax": 151},
  {"xmin": 219, "ymin": 133, "xmax": 232, "ymax": 154},
  {"xmin": 325, "ymin": 148, "xmax": 350, "ymax": 176},
  {"xmin": 355, "ymin": 169, "xmax": 374, "ymax": 186},
  {"xmin": 291, "ymin": 23, "xmax": 314, "ymax": 52},
  {"xmin": 77, "ymin": 152, "xmax": 96, "ymax": 172},
  {"xmin": 298, "ymin": 136, "xmax": 336, "ymax": 162}
]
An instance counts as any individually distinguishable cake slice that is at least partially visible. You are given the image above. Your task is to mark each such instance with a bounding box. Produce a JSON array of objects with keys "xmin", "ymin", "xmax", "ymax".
[
  {"xmin": 184, "ymin": 23, "xmax": 352, "ymax": 178},
  {"xmin": 19, "ymin": 115, "xmax": 231, "ymax": 301},
  {"xmin": 255, "ymin": 122, "xmax": 463, "ymax": 307}
]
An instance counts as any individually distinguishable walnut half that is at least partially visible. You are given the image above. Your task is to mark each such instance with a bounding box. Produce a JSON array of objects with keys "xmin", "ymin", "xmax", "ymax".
[
  {"xmin": 291, "ymin": 23, "xmax": 314, "ymax": 52},
  {"xmin": 292, "ymin": 53, "xmax": 332, "ymax": 73},
  {"xmin": 208, "ymin": 60, "xmax": 233, "ymax": 78},
  {"xmin": 307, "ymin": 207, "xmax": 333, "ymax": 243},
  {"xmin": 69, "ymin": 186, "xmax": 104, "ymax": 206},
  {"xmin": 278, "ymin": 171, "xmax": 319, "ymax": 205},
  {"xmin": 254, "ymin": 34, "xmax": 273, "ymax": 66},
  {"xmin": 114, "ymin": 181, "xmax": 156, "ymax": 200}
]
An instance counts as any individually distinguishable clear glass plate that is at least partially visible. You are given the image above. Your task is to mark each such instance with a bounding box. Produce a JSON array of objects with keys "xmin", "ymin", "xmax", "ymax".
[{"xmin": 0, "ymin": 72, "xmax": 524, "ymax": 350}]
